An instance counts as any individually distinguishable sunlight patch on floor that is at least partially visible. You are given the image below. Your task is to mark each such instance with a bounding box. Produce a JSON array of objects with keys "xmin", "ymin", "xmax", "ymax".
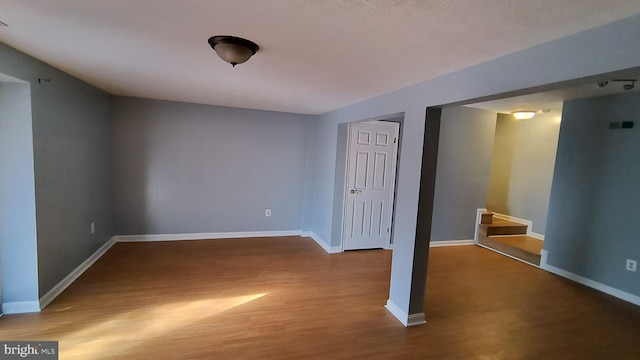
[{"xmin": 58, "ymin": 293, "xmax": 267, "ymax": 359}]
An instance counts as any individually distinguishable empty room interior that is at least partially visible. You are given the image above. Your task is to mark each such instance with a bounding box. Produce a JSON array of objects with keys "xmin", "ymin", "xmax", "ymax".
[{"xmin": 1, "ymin": 1, "xmax": 640, "ymax": 359}]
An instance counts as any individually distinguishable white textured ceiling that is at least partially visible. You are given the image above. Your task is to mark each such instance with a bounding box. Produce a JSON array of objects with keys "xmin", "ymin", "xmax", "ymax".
[{"xmin": 1, "ymin": 1, "xmax": 640, "ymax": 114}]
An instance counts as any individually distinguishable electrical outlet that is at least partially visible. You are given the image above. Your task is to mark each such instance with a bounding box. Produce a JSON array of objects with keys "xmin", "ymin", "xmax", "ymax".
[
  {"xmin": 265, "ymin": 209, "xmax": 271, "ymax": 217},
  {"xmin": 626, "ymin": 259, "xmax": 637, "ymax": 272},
  {"xmin": 91, "ymin": 222, "xmax": 96, "ymax": 234}
]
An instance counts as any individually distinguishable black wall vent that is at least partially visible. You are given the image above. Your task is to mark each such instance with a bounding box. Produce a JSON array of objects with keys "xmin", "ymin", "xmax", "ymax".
[
  {"xmin": 609, "ymin": 121, "xmax": 634, "ymax": 130},
  {"xmin": 621, "ymin": 121, "xmax": 634, "ymax": 129}
]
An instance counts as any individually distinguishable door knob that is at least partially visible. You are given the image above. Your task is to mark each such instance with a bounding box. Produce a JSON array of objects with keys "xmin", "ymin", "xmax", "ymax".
[{"xmin": 350, "ymin": 189, "xmax": 356, "ymax": 194}]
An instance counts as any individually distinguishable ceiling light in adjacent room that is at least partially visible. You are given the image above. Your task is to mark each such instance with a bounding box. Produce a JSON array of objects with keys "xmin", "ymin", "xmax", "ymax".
[
  {"xmin": 512, "ymin": 111, "xmax": 537, "ymax": 120},
  {"xmin": 208, "ymin": 35, "xmax": 259, "ymax": 67}
]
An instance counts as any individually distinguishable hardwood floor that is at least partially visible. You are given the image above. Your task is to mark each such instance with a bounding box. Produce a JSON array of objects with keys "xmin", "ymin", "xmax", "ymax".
[{"xmin": 1, "ymin": 237, "xmax": 640, "ymax": 359}]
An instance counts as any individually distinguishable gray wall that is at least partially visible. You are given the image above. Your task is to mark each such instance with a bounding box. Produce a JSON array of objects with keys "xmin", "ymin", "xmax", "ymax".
[
  {"xmin": 487, "ymin": 112, "xmax": 560, "ymax": 234},
  {"xmin": 111, "ymin": 97, "xmax": 315, "ymax": 235},
  {"xmin": 431, "ymin": 106, "xmax": 497, "ymax": 241},
  {"xmin": 310, "ymin": 16, "xmax": 640, "ymax": 318},
  {"xmin": 0, "ymin": 42, "xmax": 114, "ymax": 299},
  {"xmin": 0, "ymin": 80, "xmax": 39, "ymax": 308},
  {"xmin": 545, "ymin": 91, "xmax": 640, "ymax": 297}
]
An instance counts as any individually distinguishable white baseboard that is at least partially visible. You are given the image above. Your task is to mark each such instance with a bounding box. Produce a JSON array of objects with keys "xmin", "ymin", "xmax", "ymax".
[
  {"xmin": 540, "ymin": 251, "xmax": 640, "ymax": 307},
  {"xmin": 540, "ymin": 249, "xmax": 549, "ymax": 266},
  {"xmin": 407, "ymin": 312, "xmax": 427, "ymax": 326},
  {"xmin": 474, "ymin": 208, "xmax": 488, "ymax": 244},
  {"xmin": 530, "ymin": 232, "xmax": 545, "ymax": 241},
  {"xmin": 39, "ymin": 237, "xmax": 117, "ymax": 310},
  {"xmin": 385, "ymin": 299, "xmax": 426, "ymax": 327},
  {"xmin": 114, "ymin": 230, "xmax": 302, "ymax": 242},
  {"xmin": 301, "ymin": 231, "xmax": 342, "ymax": 253},
  {"xmin": 430, "ymin": 239, "xmax": 474, "ymax": 247},
  {"xmin": 2, "ymin": 301, "xmax": 40, "ymax": 315}
]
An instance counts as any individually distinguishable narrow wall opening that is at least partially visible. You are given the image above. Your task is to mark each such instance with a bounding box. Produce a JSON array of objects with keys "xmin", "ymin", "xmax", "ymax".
[{"xmin": 0, "ymin": 75, "xmax": 40, "ymax": 314}]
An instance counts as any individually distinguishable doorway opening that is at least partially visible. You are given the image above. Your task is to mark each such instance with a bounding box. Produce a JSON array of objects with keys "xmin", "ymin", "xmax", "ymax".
[
  {"xmin": 433, "ymin": 68, "xmax": 640, "ymax": 266},
  {"xmin": 342, "ymin": 121, "xmax": 400, "ymax": 250},
  {"xmin": 0, "ymin": 74, "xmax": 40, "ymax": 314},
  {"xmin": 331, "ymin": 115, "xmax": 403, "ymax": 252}
]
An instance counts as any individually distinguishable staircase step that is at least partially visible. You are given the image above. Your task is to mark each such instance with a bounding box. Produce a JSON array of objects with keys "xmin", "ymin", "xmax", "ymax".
[
  {"xmin": 478, "ymin": 235, "xmax": 543, "ymax": 266},
  {"xmin": 479, "ymin": 218, "xmax": 528, "ymax": 236},
  {"xmin": 480, "ymin": 212, "xmax": 493, "ymax": 224}
]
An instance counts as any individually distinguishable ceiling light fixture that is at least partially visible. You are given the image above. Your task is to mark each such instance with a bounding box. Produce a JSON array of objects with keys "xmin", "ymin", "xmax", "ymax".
[
  {"xmin": 512, "ymin": 111, "xmax": 537, "ymax": 120},
  {"xmin": 208, "ymin": 35, "xmax": 259, "ymax": 67}
]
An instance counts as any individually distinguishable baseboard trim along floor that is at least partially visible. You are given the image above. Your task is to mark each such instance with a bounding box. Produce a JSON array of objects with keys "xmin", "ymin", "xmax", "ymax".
[{"xmin": 385, "ymin": 299, "xmax": 426, "ymax": 327}]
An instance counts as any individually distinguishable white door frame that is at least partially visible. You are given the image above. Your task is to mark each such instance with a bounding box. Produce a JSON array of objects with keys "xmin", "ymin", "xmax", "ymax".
[{"xmin": 341, "ymin": 120, "xmax": 400, "ymax": 251}]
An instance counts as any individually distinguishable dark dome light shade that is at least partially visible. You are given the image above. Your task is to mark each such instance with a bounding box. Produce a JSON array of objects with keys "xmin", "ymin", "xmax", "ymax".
[{"xmin": 208, "ymin": 35, "xmax": 259, "ymax": 67}]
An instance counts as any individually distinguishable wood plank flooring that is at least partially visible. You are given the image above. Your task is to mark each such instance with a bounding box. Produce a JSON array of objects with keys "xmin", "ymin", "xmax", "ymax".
[{"xmin": 1, "ymin": 237, "xmax": 640, "ymax": 359}]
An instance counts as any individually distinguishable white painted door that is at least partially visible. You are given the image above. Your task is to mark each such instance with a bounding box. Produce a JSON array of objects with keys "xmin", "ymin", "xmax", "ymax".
[{"xmin": 343, "ymin": 121, "xmax": 399, "ymax": 250}]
